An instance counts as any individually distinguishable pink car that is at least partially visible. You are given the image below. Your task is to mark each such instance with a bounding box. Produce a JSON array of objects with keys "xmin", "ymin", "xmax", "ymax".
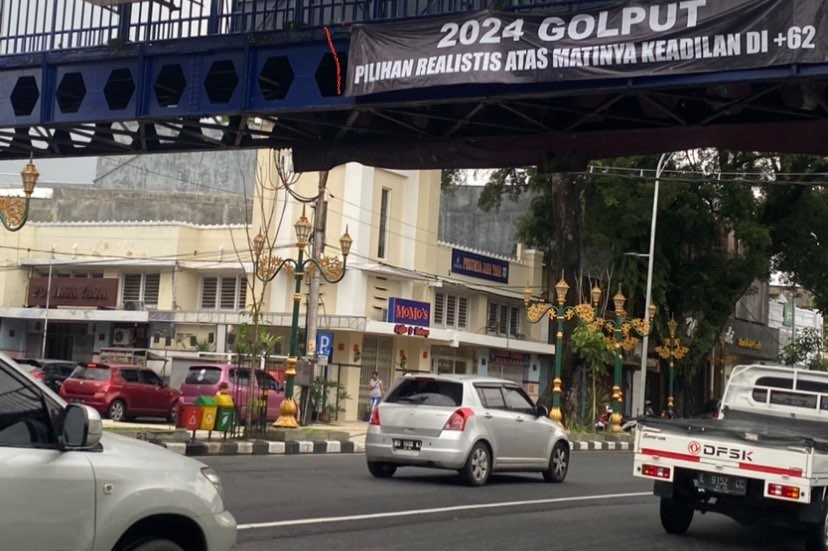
[{"xmin": 179, "ymin": 364, "xmax": 284, "ymax": 422}]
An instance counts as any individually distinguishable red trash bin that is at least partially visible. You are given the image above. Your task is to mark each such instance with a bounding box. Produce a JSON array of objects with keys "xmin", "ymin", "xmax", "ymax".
[{"xmin": 177, "ymin": 403, "xmax": 203, "ymax": 430}]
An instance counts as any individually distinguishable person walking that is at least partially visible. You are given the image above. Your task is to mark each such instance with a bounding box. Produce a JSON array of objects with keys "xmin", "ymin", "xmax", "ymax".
[{"xmin": 368, "ymin": 371, "xmax": 384, "ymax": 413}]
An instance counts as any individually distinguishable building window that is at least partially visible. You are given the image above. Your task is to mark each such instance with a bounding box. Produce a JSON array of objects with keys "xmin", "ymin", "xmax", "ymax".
[
  {"xmin": 487, "ymin": 300, "xmax": 521, "ymax": 337},
  {"xmin": 434, "ymin": 292, "xmax": 468, "ymax": 329},
  {"xmin": 201, "ymin": 276, "xmax": 247, "ymax": 311},
  {"xmin": 122, "ymin": 273, "xmax": 160, "ymax": 306},
  {"xmin": 378, "ymin": 188, "xmax": 389, "ymax": 259}
]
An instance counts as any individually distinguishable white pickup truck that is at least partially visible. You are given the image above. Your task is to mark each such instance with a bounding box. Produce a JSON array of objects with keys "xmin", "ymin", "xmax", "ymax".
[{"xmin": 634, "ymin": 364, "xmax": 828, "ymax": 551}]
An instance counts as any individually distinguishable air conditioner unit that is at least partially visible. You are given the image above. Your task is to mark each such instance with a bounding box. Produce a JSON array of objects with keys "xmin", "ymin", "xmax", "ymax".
[
  {"xmin": 29, "ymin": 320, "xmax": 44, "ymax": 334},
  {"xmin": 113, "ymin": 329, "xmax": 133, "ymax": 346},
  {"xmin": 123, "ymin": 300, "xmax": 144, "ymax": 311}
]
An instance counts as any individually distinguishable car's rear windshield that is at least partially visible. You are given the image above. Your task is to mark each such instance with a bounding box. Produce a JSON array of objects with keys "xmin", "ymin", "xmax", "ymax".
[
  {"xmin": 386, "ymin": 378, "xmax": 463, "ymax": 407},
  {"xmin": 184, "ymin": 367, "xmax": 222, "ymax": 385},
  {"xmin": 69, "ymin": 365, "xmax": 111, "ymax": 381}
]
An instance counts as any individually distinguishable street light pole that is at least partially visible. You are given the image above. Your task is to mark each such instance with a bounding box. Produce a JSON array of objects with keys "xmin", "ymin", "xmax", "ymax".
[
  {"xmin": 637, "ymin": 152, "xmax": 671, "ymax": 417},
  {"xmin": 655, "ymin": 316, "xmax": 689, "ymax": 411},
  {"xmin": 606, "ymin": 288, "xmax": 656, "ymax": 432},
  {"xmin": 254, "ymin": 207, "xmax": 352, "ymax": 428},
  {"xmin": 524, "ymin": 276, "xmax": 602, "ymax": 423}
]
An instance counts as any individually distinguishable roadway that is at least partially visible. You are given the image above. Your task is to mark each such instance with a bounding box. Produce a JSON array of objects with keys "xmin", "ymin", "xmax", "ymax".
[{"xmin": 204, "ymin": 452, "xmax": 806, "ymax": 551}]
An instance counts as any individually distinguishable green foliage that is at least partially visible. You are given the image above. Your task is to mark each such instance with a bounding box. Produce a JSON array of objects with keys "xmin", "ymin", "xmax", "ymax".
[
  {"xmin": 569, "ymin": 325, "xmax": 614, "ymax": 425},
  {"xmin": 193, "ymin": 339, "xmax": 214, "ymax": 352},
  {"xmin": 779, "ymin": 328, "xmax": 824, "ymax": 370},
  {"xmin": 310, "ymin": 377, "xmax": 351, "ymax": 421},
  {"xmin": 231, "ymin": 322, "xmax": 281, "ymax": 358}
]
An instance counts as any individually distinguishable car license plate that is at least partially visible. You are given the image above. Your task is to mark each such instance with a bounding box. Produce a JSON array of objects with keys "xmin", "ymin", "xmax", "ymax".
[
  {"xmin": 393, "ymin": 439, "xmax": 422, "ymax": 451},
  {"xmin": 696, "ymin": 472, "xmax": 747, "ymax": 496}
]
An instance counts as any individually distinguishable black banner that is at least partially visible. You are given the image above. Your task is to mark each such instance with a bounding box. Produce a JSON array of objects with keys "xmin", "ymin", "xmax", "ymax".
[{"xmin": 347, "ymin": 0, "xmax": 828, "ymax": 96}]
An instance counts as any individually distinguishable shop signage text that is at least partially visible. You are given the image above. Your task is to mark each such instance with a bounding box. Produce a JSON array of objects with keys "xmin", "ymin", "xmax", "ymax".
[
  {"xmin": 489, "ymin": 349, "xmax": 530, "ymax": 367},
  {"xmin": 736, "ymin": 337, "xmax": 762, "ymax": 351},
  {"xmin": 27, "ymin": 277, "xmax": 118, "ymax": 308},
  {"xmin": 451, "ymin": 249, "xmax": 509, "ymax": 283},
  {"xmin": 388, "ymin": 297, "xmax": 431, "ymax": 327},
  {"xmin": 394, "ymin": 324, "xmax": 431, "ymax": 338}
]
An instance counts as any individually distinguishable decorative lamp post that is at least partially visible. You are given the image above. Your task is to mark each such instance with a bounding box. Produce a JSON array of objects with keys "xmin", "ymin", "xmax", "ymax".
[
  {"xmin": 523, "ymin": 275, "xmax": 602, "ymax": 423},
  {"xmin": 0, "ymin": 155, "xmax": 40, "ymax": 232},
  {"xmin": 602, "ymin": 288, "xmax": 656, "ymax": 432},
  {"xmin": 655, "ymin": 316, "xmax": 689, "ymax": 411},
  {"xmin": 253, "ymin": 206, "xmax": 352, "ymax": 428}
]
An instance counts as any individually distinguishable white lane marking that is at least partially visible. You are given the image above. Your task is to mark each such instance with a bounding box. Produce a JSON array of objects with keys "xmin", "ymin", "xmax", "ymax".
[{"xmin": 239, "ymin": 491, "xmax": 652, "ymax": 530}]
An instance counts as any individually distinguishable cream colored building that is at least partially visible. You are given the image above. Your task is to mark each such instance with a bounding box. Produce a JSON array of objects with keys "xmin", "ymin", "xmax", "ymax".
[{"xmin": 0, "ymin": 154, "xmax": 553, "ymax": 421}]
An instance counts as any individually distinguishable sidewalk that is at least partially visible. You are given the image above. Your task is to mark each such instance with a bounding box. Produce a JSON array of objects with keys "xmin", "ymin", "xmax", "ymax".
[{"xmin": 104, "ymin": 419, "xmax": 634, "ymax": 457}]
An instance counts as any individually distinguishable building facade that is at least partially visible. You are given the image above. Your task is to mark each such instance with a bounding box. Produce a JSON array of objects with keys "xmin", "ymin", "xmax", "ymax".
[{"xmin": 0, "ymin": 155, "xmax": 553, "ymax": 421}]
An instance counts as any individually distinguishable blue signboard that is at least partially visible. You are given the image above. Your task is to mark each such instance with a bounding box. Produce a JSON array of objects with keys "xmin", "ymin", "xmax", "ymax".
[
  {"xmin": 388, "ymin": 297, "xmax": 431, "ymax": 328},
  {"xmin": 451, "ymin": 249, "xmax": 509, "ymax": 284},
  {"xmin": 316, "ymin": 332, "xmax": 334, "ymax": 358}
]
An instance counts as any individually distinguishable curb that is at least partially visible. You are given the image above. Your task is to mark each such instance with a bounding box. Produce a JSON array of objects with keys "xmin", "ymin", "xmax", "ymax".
[{"xmin": 151, "ymin": 439, "xmax": 629, "ymax": 456}]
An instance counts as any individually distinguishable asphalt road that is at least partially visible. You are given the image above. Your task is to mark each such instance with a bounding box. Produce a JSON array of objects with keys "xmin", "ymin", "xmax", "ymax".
[{"xmin": 204, "ymin": 452, "xmax": 809, "ymax": 551}]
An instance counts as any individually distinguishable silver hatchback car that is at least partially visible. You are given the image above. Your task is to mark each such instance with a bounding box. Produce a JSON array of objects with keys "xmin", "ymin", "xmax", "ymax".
[{"xmin": 365, "ymin": 374, "xmax": 570, "ymax": 486}]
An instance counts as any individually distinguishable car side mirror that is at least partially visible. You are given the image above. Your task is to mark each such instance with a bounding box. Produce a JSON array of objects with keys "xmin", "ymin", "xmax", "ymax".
[
  {"xmin": 62, "ymin": 404, "xmax": 103, "ymax": 449},
  {"xmin": 536, "ymin": 405, "xmax": 549, "ymax": 418}
]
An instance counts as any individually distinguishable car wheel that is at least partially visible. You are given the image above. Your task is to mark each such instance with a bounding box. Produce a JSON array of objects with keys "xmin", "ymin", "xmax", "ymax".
[
  {"xmin": 542, "ymin": 441, "xmax": 569, "ymax": 483},
  {"xmin": 122, "ymin": 538, "xmax": 184, "ymax": 551},
  {"xmin": 805, "ymin": 494, "xmax": 828, "ymax": 551},
  {"xmin": 460, "ymin": 441, "xmax": 491, "ymax": 487},
  {"xmin": 659, "ymin": 496, "xmax": 694, "ymax": 535},
  {"xmin": 367, "ymin": 461, "xmax": 397, "ymax": 479},
  {"xmin": 108, "ymin": 399, "xmax": 127, "ymax": 422}
]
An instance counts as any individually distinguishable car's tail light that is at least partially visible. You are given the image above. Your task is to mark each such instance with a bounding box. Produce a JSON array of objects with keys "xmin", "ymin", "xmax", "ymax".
[
  {"xmin": 443, "ymin": 407, "xmax": 474, "ymax": 431},
  {"xmin": 641, "ymin": 464, "xmax": 672, "ymax": 479},
  {"xmin": 768, "ymin": 483, "xmax": 801, "ymax": 500},
  {"xmin": 369, "ymin": 407, "xmax": 380, "ymax": 426}
]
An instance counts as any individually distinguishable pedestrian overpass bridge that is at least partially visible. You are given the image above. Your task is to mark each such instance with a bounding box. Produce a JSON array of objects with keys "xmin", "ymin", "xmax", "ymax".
[{"xmin": 0, "ymin": 0, "xmax": 827, "ymax": 171}]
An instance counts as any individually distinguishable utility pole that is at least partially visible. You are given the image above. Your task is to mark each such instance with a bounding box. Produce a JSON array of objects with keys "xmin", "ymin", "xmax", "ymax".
[{"xmin": 302, "ymin": 171, "xmax": 328, "ymax": 424}]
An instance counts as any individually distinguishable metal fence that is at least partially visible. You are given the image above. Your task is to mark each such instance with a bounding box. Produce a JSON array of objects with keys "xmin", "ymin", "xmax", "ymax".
[{"xmin": 0, "ymin": 0, "xmax": 605, "ymax": 55}]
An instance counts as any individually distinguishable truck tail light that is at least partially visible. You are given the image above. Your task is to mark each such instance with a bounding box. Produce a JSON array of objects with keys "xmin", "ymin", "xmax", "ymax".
[
  {"xmin": 369, "ymin": 407, "xmax": 381, "ymax": 426},
  {"xmin": 641, "ymin": 464, "xmax": 672, "ymax": 479},
  {"xmin": 443, "ymin": 407, "xmax": 474, "ymax": 431},
  {"xmin": 768, "ymin": 484, "xmax": 801, "ymax": 500}
]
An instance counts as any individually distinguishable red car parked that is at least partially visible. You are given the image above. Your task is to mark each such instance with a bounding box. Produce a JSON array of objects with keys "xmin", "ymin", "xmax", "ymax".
[
  {"xmin": 59, "ymin": 362, "xmax": 180, "ymax": 422},
  {"xmin": 179, "ymin": 364, "xmax": 284, "ymax": 422}
]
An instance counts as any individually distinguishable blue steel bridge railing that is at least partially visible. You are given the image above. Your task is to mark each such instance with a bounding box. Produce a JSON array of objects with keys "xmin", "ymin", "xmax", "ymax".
[{"xmin": 0, "ymin": 0, "xmax": 600, "ymax": 56}]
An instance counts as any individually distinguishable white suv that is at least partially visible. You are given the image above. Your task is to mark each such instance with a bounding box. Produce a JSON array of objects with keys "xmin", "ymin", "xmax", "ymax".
[{"xmin": 0, "ymin": 352, "xmax": 236, "ymax": 551}]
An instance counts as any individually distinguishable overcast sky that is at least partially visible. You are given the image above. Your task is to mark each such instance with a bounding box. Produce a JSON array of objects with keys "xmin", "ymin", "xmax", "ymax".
[{"xmin": 0, "ymin": 157, "xmax": 96, "ymax": 188}]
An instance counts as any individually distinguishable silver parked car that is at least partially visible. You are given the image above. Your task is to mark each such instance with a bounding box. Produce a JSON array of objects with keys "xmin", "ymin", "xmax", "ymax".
[
  {"xmin": 365, "ymin": 374, "xmax": 570, "ymax": 486},
  {"xmin": 0, "ymin": 353, "xmax": 236, "ymax": 551}
]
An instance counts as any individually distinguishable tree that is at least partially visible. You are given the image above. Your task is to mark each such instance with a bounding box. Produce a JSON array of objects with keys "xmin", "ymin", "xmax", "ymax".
[
  {"xmin": 569, "ymin": 325, "xmax": 614, "ymax": 427},
  {"xmin": 779, "ymin": 328, "xmax": 824, "ymax": 370},
  {"xmin": 478, "ymin": 150, "xmax": 828, "ymax": 414}
]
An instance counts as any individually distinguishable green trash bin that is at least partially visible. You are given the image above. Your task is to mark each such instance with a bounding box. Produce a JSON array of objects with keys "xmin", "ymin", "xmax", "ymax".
[
  {"xmin": 214, "ymin": 389, "xmax": 235, "ymax": 433},
  {"xmin": 194, "ymin": 396, "xmax": 218, "ymax": 431}
]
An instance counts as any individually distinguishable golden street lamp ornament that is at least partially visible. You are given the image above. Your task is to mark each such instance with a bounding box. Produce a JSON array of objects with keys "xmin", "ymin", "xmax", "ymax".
[
  {"xmin": 523, "ymin": 274, "xmax": 602, "ymax": 424},
  {"xmin": 655, "ymin": 316, "xmax": 689, "ymax": 411},
  {"xmin": 601, "ymin": 287, "xmax": 656, "ymax": 433},
  {"xmin": 253, "ymin": 206, "xmax": 352, "ymax": 428},
  {"xmin": 0, "ymin": 154, "xmax": 40, "ymax": 232}
]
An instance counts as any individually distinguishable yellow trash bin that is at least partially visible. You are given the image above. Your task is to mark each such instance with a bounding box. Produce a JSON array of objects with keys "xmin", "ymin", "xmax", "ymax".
[{"xmin": 194, "ymin": 396, "xmax": 218, "ymax": 431}]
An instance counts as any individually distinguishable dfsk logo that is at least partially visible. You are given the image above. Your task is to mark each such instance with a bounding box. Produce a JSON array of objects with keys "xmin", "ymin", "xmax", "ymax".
[
  {"xmin": 702, "ymin": 444, "xmax": 754, "ymax": 462},
  {"xmin": 688, "ymin": 441, "xmax": 701, "ymax": 455}
]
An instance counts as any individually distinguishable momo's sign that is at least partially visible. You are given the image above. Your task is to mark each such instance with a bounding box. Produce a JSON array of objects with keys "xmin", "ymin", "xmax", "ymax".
[
  {"xmin": 388, "ymin": 297, "xmax": 431, "ymax": 327},
  {"xmin": 348, "ymin": 0, "xmax": 828, "ymax": 96}
]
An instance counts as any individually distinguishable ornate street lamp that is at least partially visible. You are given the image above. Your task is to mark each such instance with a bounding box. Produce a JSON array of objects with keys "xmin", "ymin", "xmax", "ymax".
[
  {"xmin": 253, "ymin": 206, "xmax": 352, "ymax": 428},
  {"xmin": 602, "ymin": 287, "xmax": 656, "ymax": 432},
  {"xmin": 0, "ymin": 155, "xmax": 40, "ymax": 232},
  {"xmin": 655, "ymin": 316, "xmax": 689, "ymax": 411},
  {"xmin": 523, "ymin": 275, "xmax": 602, "ymax": 423}
]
